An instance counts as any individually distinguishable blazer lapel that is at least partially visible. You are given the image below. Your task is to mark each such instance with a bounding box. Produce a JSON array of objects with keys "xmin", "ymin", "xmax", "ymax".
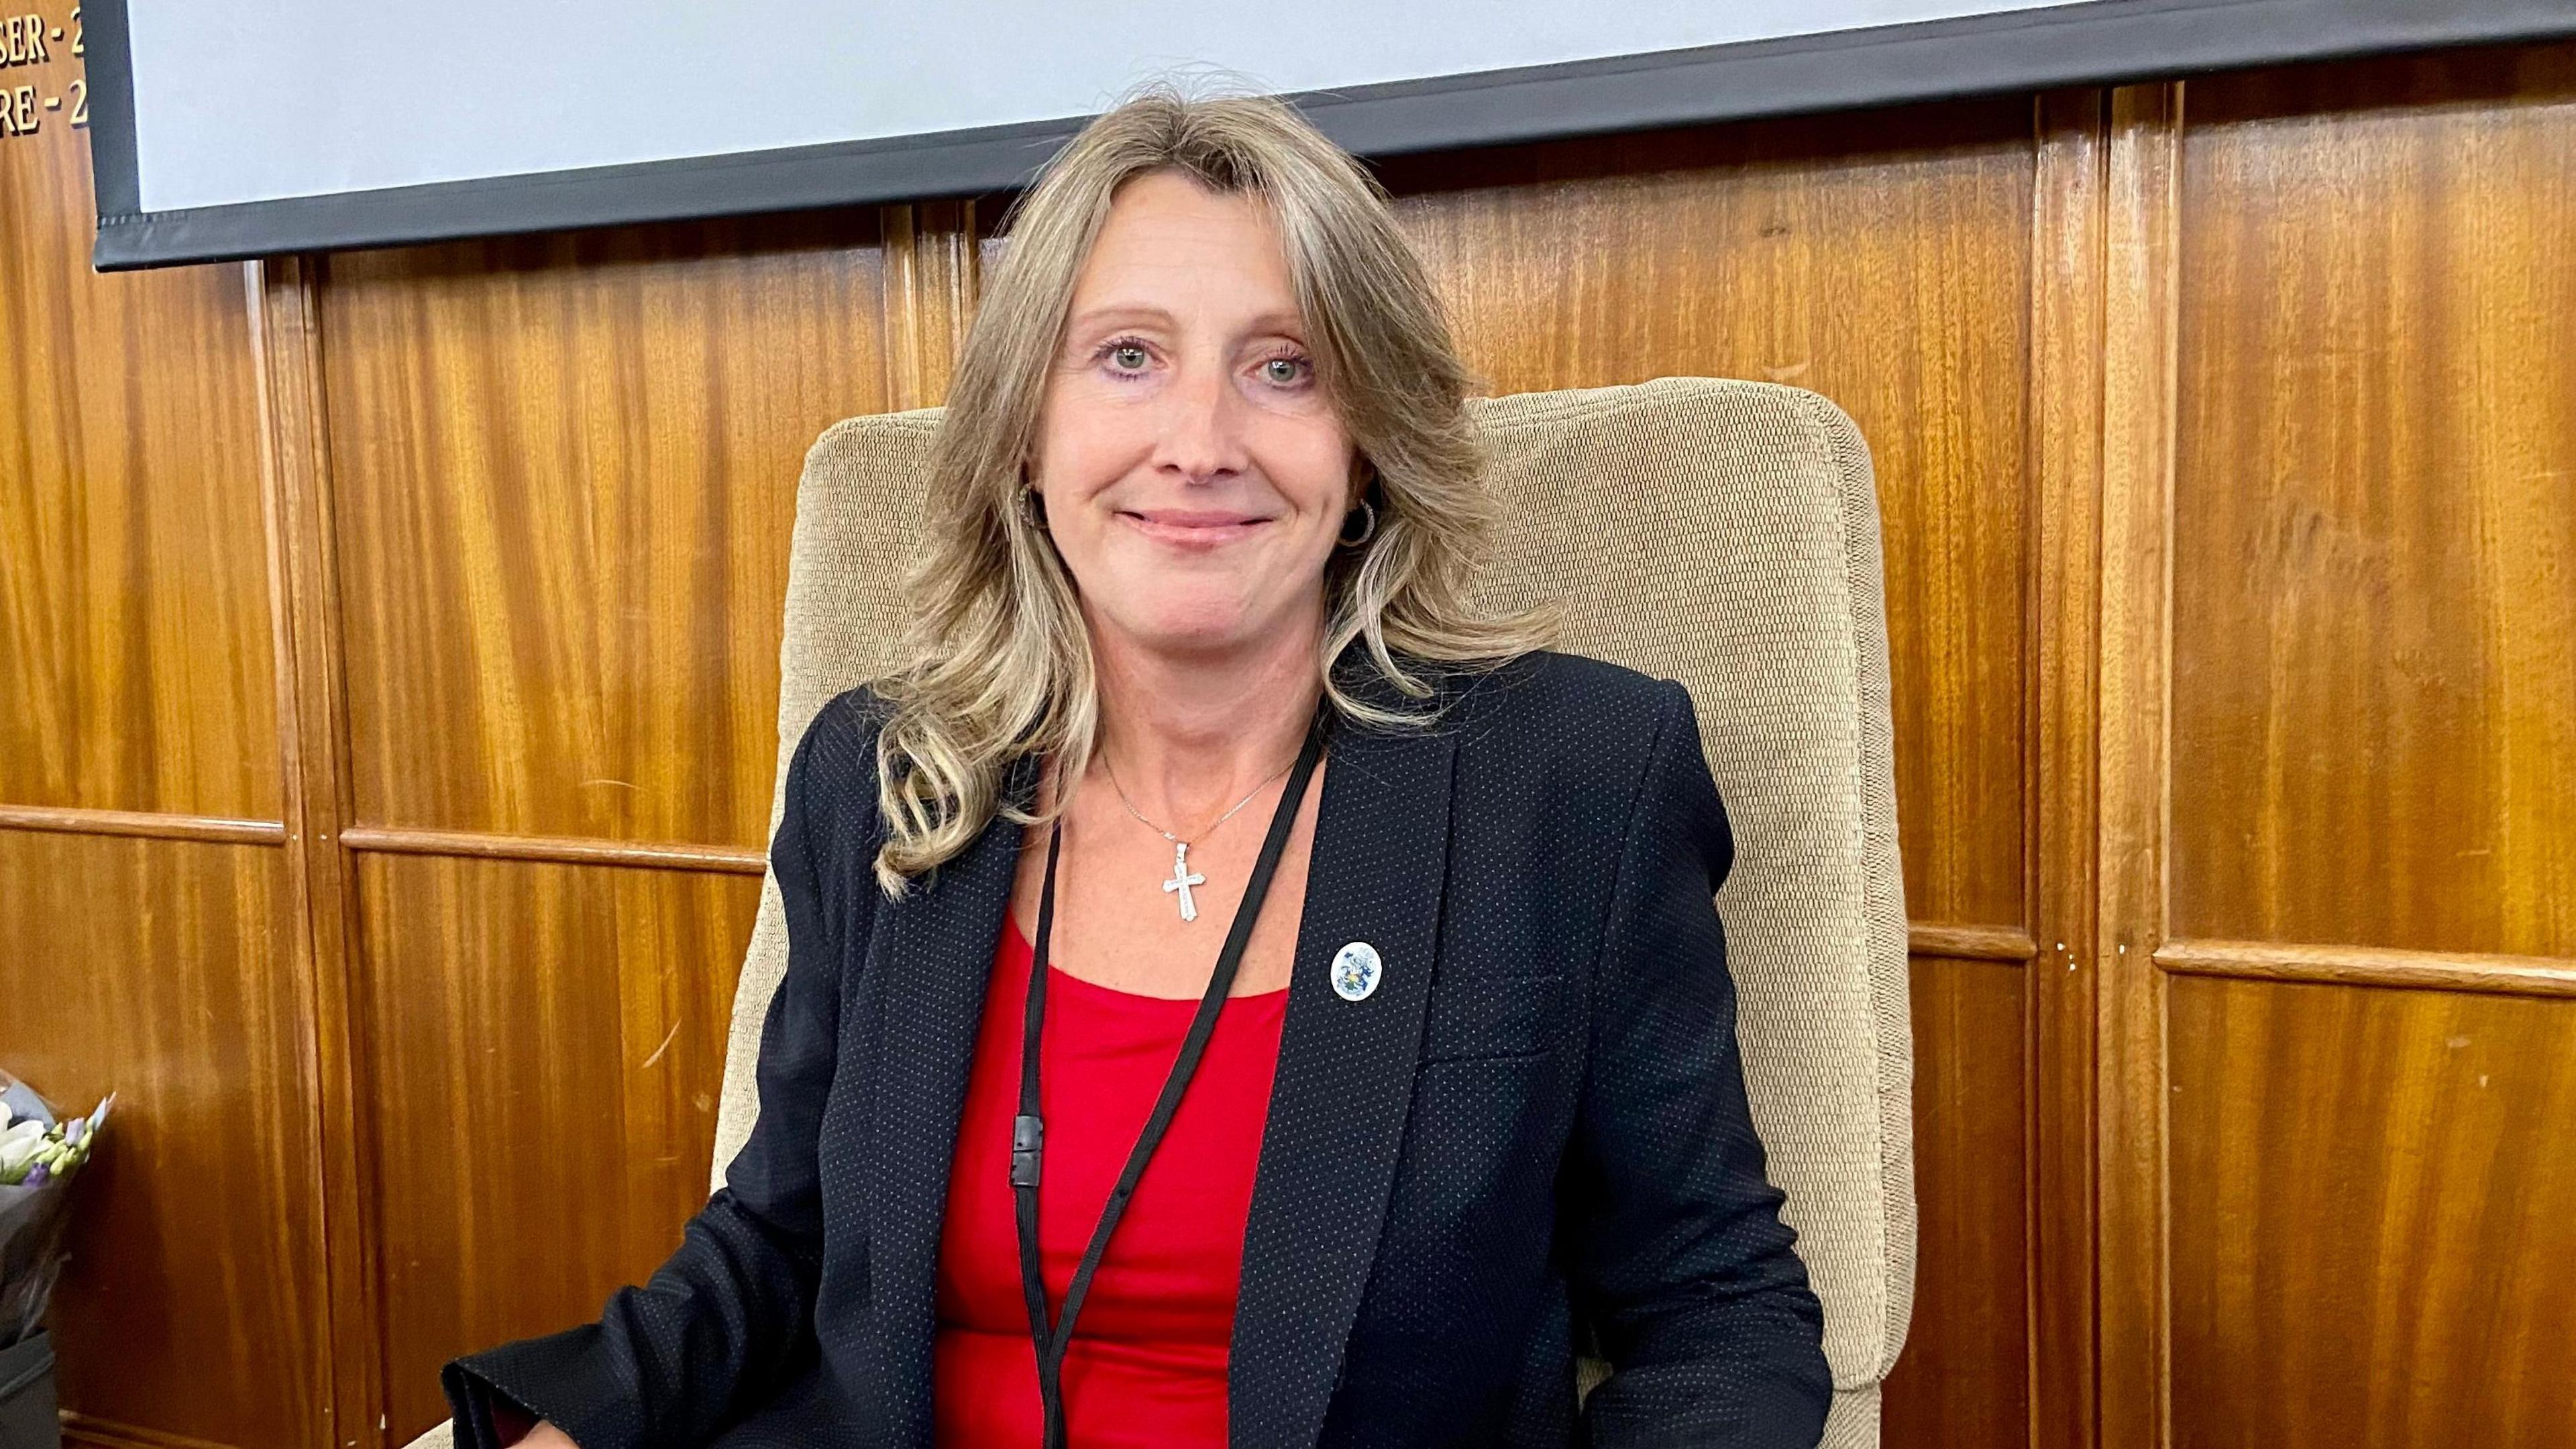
[
  {"xmin": 865, "ymin": 749, "xmax": 1039, "ymax": 1448},
  {"xmin": 1230, "ymin": 674, "xmax": 1461, "ymax": 1449}
]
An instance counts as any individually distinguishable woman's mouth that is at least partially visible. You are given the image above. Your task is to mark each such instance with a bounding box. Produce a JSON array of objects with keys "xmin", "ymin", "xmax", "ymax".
[{"xmin": 1118, "ymin": 508, "xmax": 1273, "ymax": 548}]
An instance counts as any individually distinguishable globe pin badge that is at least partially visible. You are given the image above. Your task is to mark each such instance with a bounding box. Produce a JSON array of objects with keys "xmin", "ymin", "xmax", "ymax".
[{"xmin": 1330, "ymin": 941, "xmax": 1383, "ymax": 1002}]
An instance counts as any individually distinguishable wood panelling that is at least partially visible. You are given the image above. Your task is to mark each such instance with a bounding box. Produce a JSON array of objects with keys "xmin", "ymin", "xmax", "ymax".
[
  {"xmin": 1882, "ymin": 955, "xmax": 2030, "ymax": 1448},
  {"xmin": 60, "ymin": 1414, "xmax": 248, "ymax": 1449},
  {"xmin": 880, "ymin": 199, "xmax": 981, "ymax": 411},
  {"xmin": 254, "ymin": 255, "xmax": 388, "ymax": 1449},
  {"xmin": 2114, "ymin": 44, "xmax": 2576, "ymax": 1449},
  {"xmin": 340, "ymin": 823, "xmax": 767, "ymax": 875},
  {"xmin": 2116, "ymin": 42, "xmax": 2576, "ymax": 1449},
  {"xmin": 0, "ymin": 804, "xmax": 284, "ymax": 844},
  {"xmin": 0, "ymin": 61, "xmax": 278, "ymax": 820},
  {"xmin": 0, "ymin": 831, "xmax": 326, "ymax": 1449},
  {"xmin": 2165, "ymin": 975, "xmax": 2576, "ymax": 1448},
  {"xmin": 2026, "ymin": 87, "xmax": 2110, "ymax": 1449},
  {"xmin": 319, "ymin": 211, "xmax": 899, "ymax": 849},
  {"xmin": 2096, "ymin": 77, "xmax": 2184, "ymax": 1449},
  {"xmin": 2171, "ymin": 46, "xmax": 2576, "ymax": 959},
  {"xmin": 356, "ymin": 853, "xmax": 762, "ymax": 1435},
  {"xmin": 2, "ymin": 37, "xmax": 328, "ymax": 1449},
  {"xmin": 2160, "ymin": 936, "xmax": 2576, "ymax": 1000},
  {"xmin": 1377, "ymin": 99, "xmax": 2038, "ymax": 933}
]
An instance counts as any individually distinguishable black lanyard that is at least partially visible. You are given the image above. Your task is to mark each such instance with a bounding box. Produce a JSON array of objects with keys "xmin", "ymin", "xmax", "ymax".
[{"xmin": 1012, "ymin": 712, "xmax": 1330, "ymax": 1449}]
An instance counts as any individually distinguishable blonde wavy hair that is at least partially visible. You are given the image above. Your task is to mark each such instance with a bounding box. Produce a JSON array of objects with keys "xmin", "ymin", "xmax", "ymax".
[{"xmin": 867, "ymin": 76, "xmax": 1555, "ymax": 898}]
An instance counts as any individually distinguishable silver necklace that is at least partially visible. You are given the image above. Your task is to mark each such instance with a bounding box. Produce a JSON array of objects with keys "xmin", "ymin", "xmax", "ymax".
[{"xmin": 1100, "ymin": 751, "xmax": 1299, "ymax": 922}]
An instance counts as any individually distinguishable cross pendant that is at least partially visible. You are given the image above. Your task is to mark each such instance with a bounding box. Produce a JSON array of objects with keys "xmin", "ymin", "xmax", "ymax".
[{"xmin": 1162, "ymin": 841, "xmax": 1208, "ymax": 922}]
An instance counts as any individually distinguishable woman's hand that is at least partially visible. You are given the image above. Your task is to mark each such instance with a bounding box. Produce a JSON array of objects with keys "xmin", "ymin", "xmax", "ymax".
[{"xmin": 512, "ymin": 1424, "xmax": 579, "ymax": 1449}]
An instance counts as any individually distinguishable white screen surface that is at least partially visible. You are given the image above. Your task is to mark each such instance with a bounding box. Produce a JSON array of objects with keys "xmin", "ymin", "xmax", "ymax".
[{"xmin": 125, "ymin": 0, "xmax": 2094, "ymax": 213}]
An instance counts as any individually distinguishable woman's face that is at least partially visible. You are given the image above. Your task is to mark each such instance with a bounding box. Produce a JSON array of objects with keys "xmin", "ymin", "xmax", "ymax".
[{"xmin": 1030, "ymin": 169, "xmax": 1360, "ymax": 663}]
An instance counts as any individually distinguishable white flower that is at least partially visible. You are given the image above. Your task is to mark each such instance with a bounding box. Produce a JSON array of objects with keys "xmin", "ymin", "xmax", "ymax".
[{"xmin": 0, "ymin": 1118, "xmax": 46, "ymax": 1180}]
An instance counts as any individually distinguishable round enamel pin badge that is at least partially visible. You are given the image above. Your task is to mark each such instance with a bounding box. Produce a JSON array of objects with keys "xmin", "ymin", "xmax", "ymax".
[{"xmin": 1330, "ymin": 941, "xmax": 1383, "ymax": 1002}]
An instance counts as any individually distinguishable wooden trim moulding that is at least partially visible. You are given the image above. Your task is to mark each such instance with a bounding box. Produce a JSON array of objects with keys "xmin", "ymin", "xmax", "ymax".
[
  {"xmin": 2157, "ymin": 938, "xmax": 2576, "ymax": 1000},
  {"xmin": 2027, "ymin": 83, "xmax": 2112, "ymax": 1449},
  {"xmin": 2094, "ymin": 78, "xmax": 2186, "ymax": 1449},
  {"xmin": 878, "ymin": 199, "xmax": 979, "ymax": 412},
  {"xmin": 339, "ymin": 825, "xmax": 768, "ymax": 875},
  {"xmin": 0, "ymin": 805, "xmax": 285, "ymax": 845},
  {"xmin": 249, "ymin": 254, "xmax": 386, "ymax": 1449},
  {"xmin": 60, "ymin": 1410, "xmax": 245, "ymax": 1449},
  {"xmin": 1907, "ymin": 921, "xmax": 2042, "ymax": 962}
]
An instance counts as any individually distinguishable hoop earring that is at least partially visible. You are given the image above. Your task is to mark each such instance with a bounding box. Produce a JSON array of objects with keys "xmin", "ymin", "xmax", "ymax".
[{"xmin": 1336, "ymin": 498, "xmax": 1378, "ymax": 548}]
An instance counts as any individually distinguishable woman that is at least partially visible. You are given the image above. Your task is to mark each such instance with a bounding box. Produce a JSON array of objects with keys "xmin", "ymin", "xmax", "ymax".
[{"xmin": 444, "ymin": 81, "xmax": 1830, "ymax": 1449}]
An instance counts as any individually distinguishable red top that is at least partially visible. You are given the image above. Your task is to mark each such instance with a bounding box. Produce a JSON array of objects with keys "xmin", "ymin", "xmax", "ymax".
[{"xmin": 933, "ymin": 914, "xmax": 1288, "ymax": 1446}]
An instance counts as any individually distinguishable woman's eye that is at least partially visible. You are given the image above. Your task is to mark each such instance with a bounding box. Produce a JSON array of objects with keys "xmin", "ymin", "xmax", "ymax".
[
  {"xmin": 1107, "ymin": 342, "xmax": 1150, "ymax": 373},
  {"xmin": 1259, "ymin": 354, "xmax": 1311, "ymax": 387}
]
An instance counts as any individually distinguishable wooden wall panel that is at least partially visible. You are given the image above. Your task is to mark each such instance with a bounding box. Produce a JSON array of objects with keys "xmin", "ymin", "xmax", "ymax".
[
  {"xmin": 0, "ymin": 54, "xmax": 277, "ymax": 821},
  {"xmin": 2131, "ymin": 41, "xmax": 2576, "ymax": 1449},
  {"xmin": 1377, "ymin": 99, "xmax": 2038, "ymax": 933},
  {"xmin": 319, "ymin": 213, "xmax": 898, "ymax": 850},
  {"xmin": 358, "ymin": 853, "xmax": 762, "ymax": 1436},
  {"xmin": 0, "ymin": 832, "xmax": 327, "ymax": 1449},
  {"xmin": 2171, "ymin": 46, "xmax": 2576, "ymax": 957},
  {"xmin": 2165, "ymin": 976, "xmax": 2576, "ymax": 1448},
  {"xmin": 1882, "ymin": 955, "xmax": 2030, "ymax": 1448},
  {"xmin": 2, "ymin": 27, "xmax": 326, "ymax": 1449}
]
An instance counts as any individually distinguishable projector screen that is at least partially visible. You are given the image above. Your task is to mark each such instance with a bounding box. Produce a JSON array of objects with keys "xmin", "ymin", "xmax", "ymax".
[{"xmin": 78, "ymin": 0, "xmax": 2575, "ymax": 270}]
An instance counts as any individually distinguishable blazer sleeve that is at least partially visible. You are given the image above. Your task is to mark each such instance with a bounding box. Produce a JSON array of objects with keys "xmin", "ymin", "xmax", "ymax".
[
  {"xmin": 439, "ymin": 693, "xmax": 879, "ymax": 1449},
  {"xmin": 1565, "ymin": 678, "xmax": 1835, "ymax": 1449}
]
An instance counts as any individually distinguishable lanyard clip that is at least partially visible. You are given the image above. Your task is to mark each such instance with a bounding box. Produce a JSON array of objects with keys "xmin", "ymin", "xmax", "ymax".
[{"xmin": 1010, "ymin": 1113, "xmax": 1044, "ymax": 1187}]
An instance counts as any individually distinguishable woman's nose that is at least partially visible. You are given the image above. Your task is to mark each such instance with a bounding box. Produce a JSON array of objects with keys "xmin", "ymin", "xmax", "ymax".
[{"xmin": 1151, "ymin": 359, "xmax": 1249, "ymax": 482}]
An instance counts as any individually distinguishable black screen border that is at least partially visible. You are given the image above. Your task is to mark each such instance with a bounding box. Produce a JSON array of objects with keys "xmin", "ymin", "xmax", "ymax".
[{"xmin": 83, "ymin": 0, "xmax": 2576, "ymax": 270}]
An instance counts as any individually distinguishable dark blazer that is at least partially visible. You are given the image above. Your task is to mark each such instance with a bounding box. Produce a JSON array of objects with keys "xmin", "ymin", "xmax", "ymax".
[{"xmin": 443, "ymin": 646, "xmax": 1833, "ymax": 1449}]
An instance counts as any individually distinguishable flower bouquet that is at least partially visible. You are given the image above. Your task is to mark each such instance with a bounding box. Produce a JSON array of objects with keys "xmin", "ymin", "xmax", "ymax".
[{"xmin": 1, "ymin": 1069, "xmax": 112, "ymax": 1449}]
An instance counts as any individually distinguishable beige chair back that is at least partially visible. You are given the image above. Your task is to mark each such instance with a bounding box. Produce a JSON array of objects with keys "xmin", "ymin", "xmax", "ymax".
[{"xmin": 703, "ymin": 376, "xmax": 1916, "ymax": 1446}]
